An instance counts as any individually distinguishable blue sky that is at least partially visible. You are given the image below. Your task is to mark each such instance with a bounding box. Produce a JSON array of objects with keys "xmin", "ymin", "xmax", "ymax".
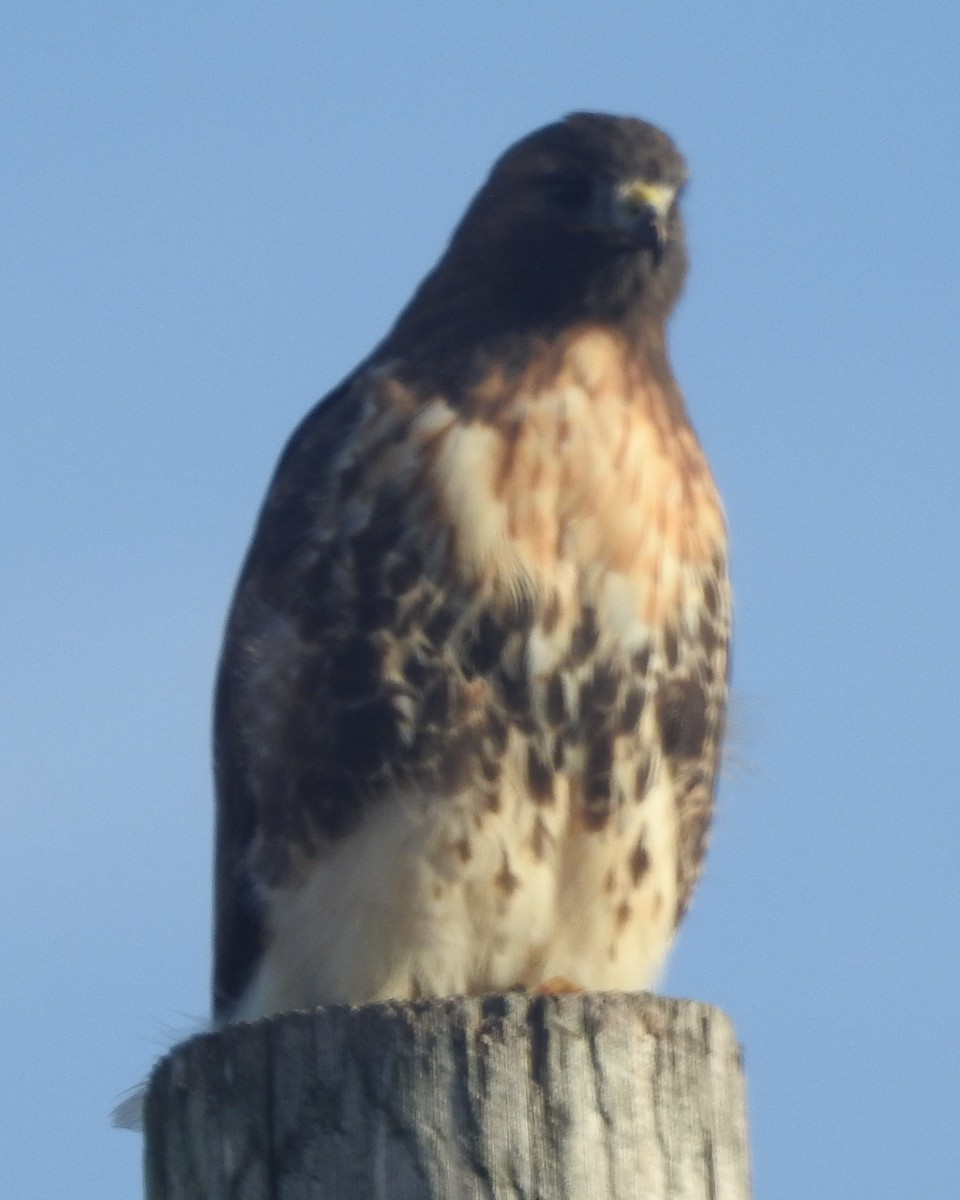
[{"xmin": 3, "ymin": 4, "xmax": 959, "ymax": 1196}]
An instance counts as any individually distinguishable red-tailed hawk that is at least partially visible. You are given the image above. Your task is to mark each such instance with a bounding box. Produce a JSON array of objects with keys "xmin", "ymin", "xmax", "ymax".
[{"xmin": 214, "ymin": 113, "xmax": 731, "ymax": 1022}]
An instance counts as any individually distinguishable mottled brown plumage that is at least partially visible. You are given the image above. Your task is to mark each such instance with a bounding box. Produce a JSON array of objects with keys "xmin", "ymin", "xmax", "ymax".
[{"xmin": 213, "ymin": 113, "xmax": 731, "ymax": 1022}]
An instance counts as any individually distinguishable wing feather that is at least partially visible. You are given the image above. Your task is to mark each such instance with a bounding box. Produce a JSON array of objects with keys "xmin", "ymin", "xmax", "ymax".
[{"xmin": 213, "ymin": 377, "xmax": 364, "ymax": 1017}]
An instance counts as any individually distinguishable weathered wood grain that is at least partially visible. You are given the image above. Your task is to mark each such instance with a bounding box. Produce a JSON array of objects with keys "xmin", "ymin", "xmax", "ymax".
[{"xmin": 144, "ymin": 993, "xmax": 750, "ymax": 1199}]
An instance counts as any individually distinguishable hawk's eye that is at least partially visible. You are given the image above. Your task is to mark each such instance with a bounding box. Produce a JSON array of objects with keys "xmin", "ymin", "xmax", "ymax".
[{"xmin": 542, "ymin": 172, "xmax": 593, "ymax": 211}]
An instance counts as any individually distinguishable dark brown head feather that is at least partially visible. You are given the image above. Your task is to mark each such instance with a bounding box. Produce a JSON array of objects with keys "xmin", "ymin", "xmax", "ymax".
[{"xmin": 382, "ymin": 113, "xmax": 689, "ymax": 378}]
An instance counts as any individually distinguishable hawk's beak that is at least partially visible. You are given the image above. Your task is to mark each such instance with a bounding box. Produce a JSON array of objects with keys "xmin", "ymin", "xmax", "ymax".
[{"xmin": 613, "ymin": 180, "xmax": 676, "ymax": 258}]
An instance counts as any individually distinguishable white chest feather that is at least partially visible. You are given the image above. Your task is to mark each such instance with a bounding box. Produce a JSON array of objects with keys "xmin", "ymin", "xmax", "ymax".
[{"xmin": 235, "ymin": 755, "xmax": 678, "ymax": 1019}]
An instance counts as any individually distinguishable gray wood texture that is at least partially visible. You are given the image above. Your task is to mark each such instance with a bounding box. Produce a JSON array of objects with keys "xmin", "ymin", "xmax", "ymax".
[{"xmin": 144, "ymin": 993, "xmax": 750, "ymax": 1199}]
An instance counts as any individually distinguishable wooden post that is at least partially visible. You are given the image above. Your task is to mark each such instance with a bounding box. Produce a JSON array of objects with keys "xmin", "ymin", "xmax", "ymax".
[{"xmin": 144, "ymin": 992, "xmax": 750, "ymax": 1199}]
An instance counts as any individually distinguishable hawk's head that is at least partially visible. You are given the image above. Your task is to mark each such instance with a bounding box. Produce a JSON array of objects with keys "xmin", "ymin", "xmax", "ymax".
[
  {"xmin": 385, "ymin": 114, "xmax": 689, "ymax": 367},
  {"xmin": 453, "ymin": 113, "xmax": 688, "ymax": 326}
]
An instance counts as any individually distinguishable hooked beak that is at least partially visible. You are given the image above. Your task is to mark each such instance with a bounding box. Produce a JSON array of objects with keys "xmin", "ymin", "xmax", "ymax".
[{"xmin": 612, "ymin": 179, "xmax": 676, "ymax": 258}]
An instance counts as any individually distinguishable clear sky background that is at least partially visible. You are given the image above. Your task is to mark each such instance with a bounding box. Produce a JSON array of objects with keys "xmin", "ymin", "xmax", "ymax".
[{"xmin": 3, "ymin": 4, "xmax": 958, "ymax": 1197}]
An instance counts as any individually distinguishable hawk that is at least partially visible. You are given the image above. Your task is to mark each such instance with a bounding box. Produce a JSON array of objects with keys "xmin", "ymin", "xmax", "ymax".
[{"xmin": 214, "ymin": 113, "xmax": 731, "ymax": 1023}]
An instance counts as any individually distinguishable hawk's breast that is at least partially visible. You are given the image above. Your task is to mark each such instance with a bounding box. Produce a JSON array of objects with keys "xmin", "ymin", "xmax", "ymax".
[{"xmin": 420, "ymin": 326, "xmax": 726, "ymax": 629}]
